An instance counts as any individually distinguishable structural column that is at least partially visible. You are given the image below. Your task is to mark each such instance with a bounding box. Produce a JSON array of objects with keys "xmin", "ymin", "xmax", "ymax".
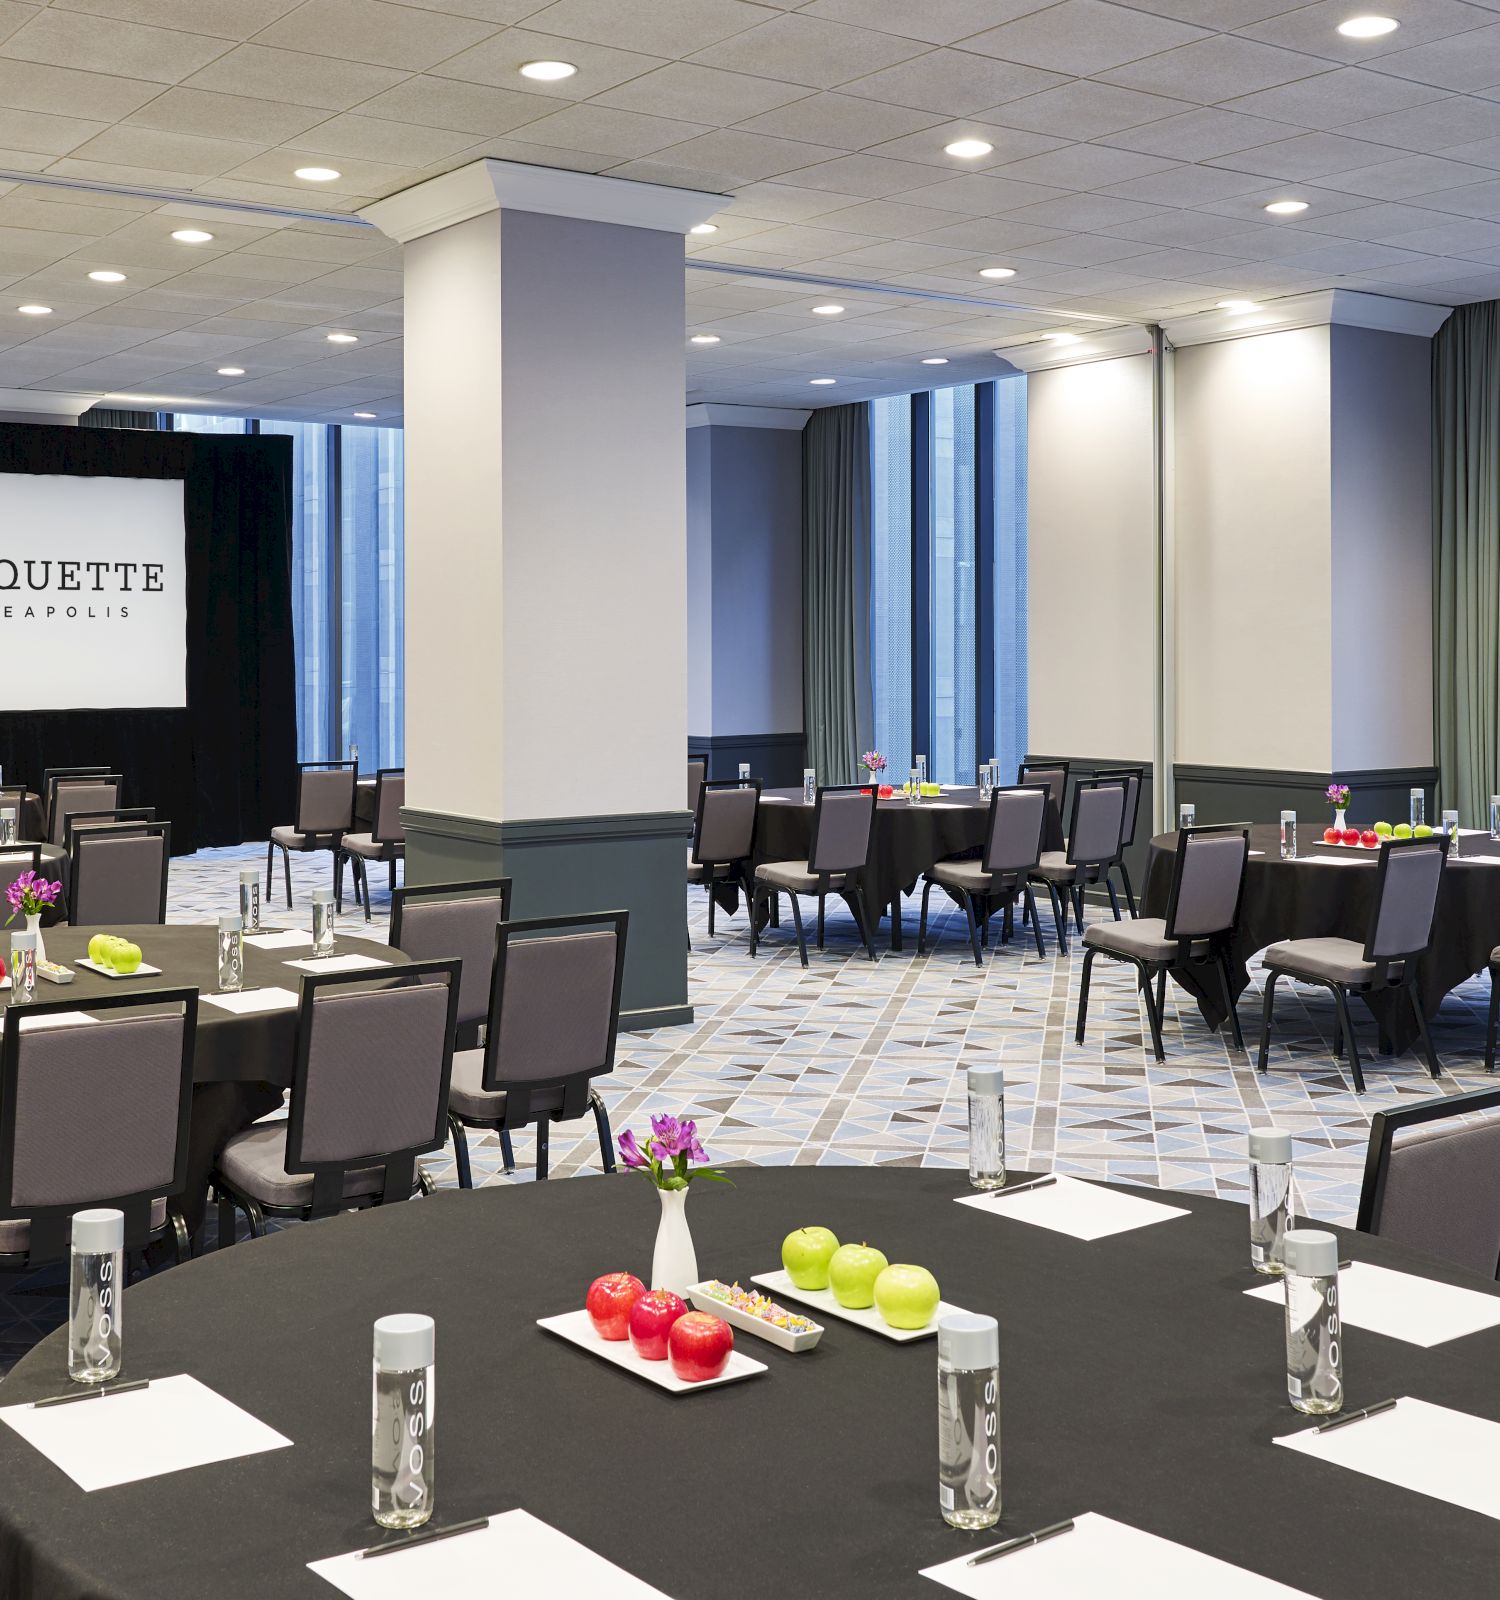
[{"xmin": 364, "ymin": 160, "xmax": 722, "ymax": 1027}]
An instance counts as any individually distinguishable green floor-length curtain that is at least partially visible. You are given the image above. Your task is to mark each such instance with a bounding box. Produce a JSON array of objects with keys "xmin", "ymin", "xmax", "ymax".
[
  {"xmin": 1433, "ymin": 302, "xmax": 1500, "ymax": 825},
  {"xmin": 803, "ymin": 403, "xmax": 872, "ymax": 786}
]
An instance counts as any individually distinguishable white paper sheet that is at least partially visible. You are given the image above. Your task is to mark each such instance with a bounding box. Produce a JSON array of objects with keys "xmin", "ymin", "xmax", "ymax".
[
  {"xmin": 308, "ymin": 1509, "xmax": 674, "ymax": 1598},
  {"xmin": 954, "ymin": 1175, "xmax": 1190, "ymax": 1241},
  {"xmin": 200, "ymin": 986, "xmax": 301, "ymax": 1016},
  {"xmin": 920, "ymin": 1512, "xmax": 1318, "ymax": 1599},
  {"xmin": 283, "ymin": 954, "xmax": 391, "ymax": 974},
  {"xmin": 1275, "ymin": 1398, "xmax": 1500, "ymax": 1521},
  {"xmin": 0, "ymin": 1373, "xmax": 291, "ymax": 1491},
  {"xmin": 1245, "ymin": 1262, "xmax": 1500, "ymax": 1348},
  {"xmin": 0, "ymin": 1011, "xmax": 96, "ymax": 1032},
  {"xmin": 244, "ymin": 929, "xmax": 313, "ymax": 950},
  {"xmin": 1304, "ymin": 854, "xmax": 1375, "ymax": 865}
]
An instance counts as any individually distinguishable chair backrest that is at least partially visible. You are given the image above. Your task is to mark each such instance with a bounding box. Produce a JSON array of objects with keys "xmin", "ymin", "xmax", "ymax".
[
  {"xmin": 809, "ymin": 786, "xmax": 876, "ymax": 877},
  {"xmin": 63, "ymin": 806, "xmax": 156, "ymax": 856},
  {"xmin": 479, "ymin": 912, "xmax": 628, "ymax": 1129},
  {"xmin": 283, "ymin": 960, "xmax": 461, "ymax": 1213},
  {"xmin": 1356, "ymin": 1084, "xmax": 1500, "ymax": 1279},
  {"xmin": 390, "ymin": 878, "xmax": 513, "ymax": 1036},
  {"xmin": 1018, "ymin": 760, "xmax": 1068, "ymax": 816},
  {"xmin": 0, "ymin": 846, "xmax": 41, "ymax": 912},
  {"xmin": 0, "ymin": 988, "xmax": 196, "ymax": 1260},
  {"xmin": 69, "ymin": 822, "xmax": 171, "ymax": 925},
  {"xmin": 687, "ymin": 757, "xmax": 706, "ymax": 815},
  {"xmin": 1164, "ymin": 824, "xmax": 1250, "ymax": 941},
  {"xmin": 41, "ymin": 766, "xmax": 108, "ymax": 805},
  {"xmin": 371, "ymin": 769, "xmax": 406, "ymax": 845},
  {"xmin": 982, "ymin": 785, "xmax": 1047, "ymax": 876},
  {"xmin": 48, "ymin": 776, "xmax": 121, "ymax": 845},
  {"xmin": 692, "ymin": 780, "xmax": 760, "ymax": 865},
  {"xmin": 295, "ymin": 761, "xmax": 356, "ymax": 835},
  {"xmin": 1365, "ymin": 835, "xmax": 1448, "ymax": 964},
  {"xmin": 1065, "ymin": 779, "xmax": 1126, "ymax": 867},
  {"xmin": 0, "ymin": 786, "xmax": 26, "ymax": 832},
  {"xmin": 1094, "ymin": 766, "xmax": 1145, "ymax": 849}
]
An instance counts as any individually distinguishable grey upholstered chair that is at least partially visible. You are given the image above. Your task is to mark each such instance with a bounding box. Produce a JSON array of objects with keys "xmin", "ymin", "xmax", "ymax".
[
  {"xmin": 47, "ymin": 775, "xmax": 122, "ymax": 846},
  {"xmin": 338, "ymin": 768, "xmax": 405, "ymax": 921},
  {"xmin": 389, "ymin": 877, "xmax": 513, "ymax": 1050},
  {"xmin": 266, "ymin": 759, "xmax": 357, "ymax": 908},
  {"xmin": 688, "ymin": 757, "xmax": 707, "ymax": 816},
  {"xmin": 0, "ymin": 988, "xmax": 196, "ymax": 1266},
  {"xmin": 1028, "ymin": 779, "xmax": 1127, "ymax": 953},
  {"xmin": 1356, "ymin": 1084, "xmax": 1500, "ymax": 1278},
  {"xmin": 0, "ymin": 846, "xmax": 41, "ymax": 914},
  {"xmin": 1078, "ymin": 823, "xmax": 1250, "ymax": 1062},
  {"xmin": 918, "ymin": 785, "xmax": 1049, "ymax": 965},
  {"xmin": 212, "ymin": 960, "xmax": 461, "ymax": 1241},
  {"xmin": 63, "ymin": 806, "xmax": 157, "ymax": 857},
  {"xmin": 1017, "ymin": 759, "xmax": 1069, "ymax": 819},
  {"xmin": 750, "ymin": 785, "xmax": 877, "ymax": 966},
  {"xmin": 1258, "ymin": 834, "xmax": 1449, "ymax": 1093},
  {"xmin": 1094, "ymin": 765, "xmax": 1146, "ymax": 917},
  {"xmin": 689, "ymin": 779, "xmax": 760, "ymax": 939},
  {"xmin": 445, "ymin": 911, "xmax": 627, "ymax": 1185},
  {"xmin": 1483, "ymin": 947, "xmax": 1500, "ymax": 1072},
  {"xmin": 68, "ymin": 821, "xmax": 171, "ymax": 925}
]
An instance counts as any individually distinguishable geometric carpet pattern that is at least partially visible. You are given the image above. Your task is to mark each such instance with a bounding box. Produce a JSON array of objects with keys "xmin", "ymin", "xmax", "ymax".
[{"xmin": 3, "ymin": 840, "xmax": 1497, "ymax": 1369}]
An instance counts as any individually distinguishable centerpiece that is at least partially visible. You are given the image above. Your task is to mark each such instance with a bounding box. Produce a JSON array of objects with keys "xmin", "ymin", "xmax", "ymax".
[
  {"xmin": 1326, "ymin": 783, "xmax": 1350, "ymax": 837},
  {"xmin": 5, "ymin": 869, "xmax": 62, "ymax": 964},
  {"xmin": 619, "ymin": 1114, "xmax": 731, "ymax": 1295},
  {"xmin": 860, "ymin": 751, "xmax": 886, "ymax": 793}
]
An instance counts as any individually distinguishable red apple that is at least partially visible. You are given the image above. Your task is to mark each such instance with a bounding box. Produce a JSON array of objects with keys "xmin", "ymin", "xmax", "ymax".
[
  {"xmin": 1342, "ymin": 828, "xmax": 1361, "ymax": 847},
  {"xmin": 1323, "ymin": 827, "xmax": 1340, "ymax": 845},
  {"xmin": 586, "ymin": 1272, "xmax": 645, "ymax": 1341},
  {"xmin": 628, "ymin": 1289, "xmax": 687, "ymax": 1361},
  {"xmin": 1360, "ymin": 829, "xmax": 1379, "ymax": 848},
  {"xmin": 668, "ymin": 1311, "xmax": 733, "ymax": 1383},
  {"xmin": 878, "ymin": 785, "xmax": 894, "ymax": 799}
]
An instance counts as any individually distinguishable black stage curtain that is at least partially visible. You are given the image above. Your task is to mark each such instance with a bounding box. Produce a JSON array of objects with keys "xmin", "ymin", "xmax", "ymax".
[{"xmin": 0, "ymin": 423, "xmax": 297, "ymax": 852}]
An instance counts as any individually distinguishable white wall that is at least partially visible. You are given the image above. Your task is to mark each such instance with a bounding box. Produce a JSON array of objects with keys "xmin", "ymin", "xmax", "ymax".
[{"xmin": 1027, "ymin": 356, "xmax": 1155, "ymax": 761}]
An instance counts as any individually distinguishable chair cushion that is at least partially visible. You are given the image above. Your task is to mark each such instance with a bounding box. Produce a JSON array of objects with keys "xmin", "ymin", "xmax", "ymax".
[
  {"xmin": 1264, "ymin": 937, "xmax": 1376, "ymax": 986},
  {"xmin": 271, "ymin": 825, "xmax": 312, "ymax": 850},
  {"xmin": 1082, "ymin": 916, "xmax": 1176, "ymax": 962},
  {"xmin": 928, "ymin": 858, "xmax": 997, "ymax": 893},
  {"xmin": 756, "ymin": 859, "xmax": 849, "ymax": 893},
  {"xmin": 686, "ymin": 860, "xmax": 703, "ymax": 883},
  {"xmin": 341, "ymin": 832, "xmax": 383, "ymax": 859},
  {"xmin": 0, "ymin": 1198, "xmax": 167, "ymax": 1255},
  {"xmin": 216, "ymin": 1123, "xmax": 388, "ymax": 1208},
  {"xmin": 447, "ymin": 1047, "xmax": 509, "ymax": 1122},
  {"xmin": 1030, "ymin": 850, "xmax": 1076, "ymax": 882}
]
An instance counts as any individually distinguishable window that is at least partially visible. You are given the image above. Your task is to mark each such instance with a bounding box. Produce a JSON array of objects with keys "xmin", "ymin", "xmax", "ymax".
[{"xmin": 867, "ymin": 380, "xmax": 1027, "ymax": 786}]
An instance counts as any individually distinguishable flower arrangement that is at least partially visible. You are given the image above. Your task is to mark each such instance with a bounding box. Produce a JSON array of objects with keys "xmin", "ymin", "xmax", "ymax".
[
  {"xmin": 861, "ymin": 751, "xmax": 886, "ymax": 779},
  {"xmin": 1325, "ymin": 783, "xmax": 1350, "ymax": 810},
  {"xmin": 619, "ymin": 1114, "xmax": 732, "ymax": 1191},
  {"xmin": 5, "ymin": 870, "xmax": 61, "ymax": 925}
]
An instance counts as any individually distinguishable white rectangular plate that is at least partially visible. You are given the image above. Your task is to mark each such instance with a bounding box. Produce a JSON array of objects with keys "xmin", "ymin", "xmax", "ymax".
[
  {"xmin": 749, "ymin": 1269, "xmax": 963, "ymax": 1342},
  {"xmin": 74, "ymin": 959, "xmax": 163, "ymax": 979},
  {"xmin": 954, "ymin": 1175, "xmax": 1189, "ymax": 1241},
  {"xmin": 283, "ymin": 953, "xmax": 391, "ymax": 974},
  {"xmin": 686, "ymin": 1282, "xmax": 823, "ymax": 1352},
  {"xmin": 536, "ymin": 1308, "xmax": 766, "ymax": 1393},
  {"xmin": 200, "ymin": 986, "xmax": 300, "ymax": 1016},
  {"xmin": 1246, "ymin": 1261, "xmax": 1500, "ymax": 1348}
]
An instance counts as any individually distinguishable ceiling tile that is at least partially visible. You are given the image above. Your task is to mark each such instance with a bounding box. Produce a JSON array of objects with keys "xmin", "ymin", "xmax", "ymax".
[
  {"xmin": 1322, "ymin": 150, "xmax": 1498, "ymax": 197},
  {"xmin": 122, "ymin": 86, "xmax": 326, "ymax": 145},
  {"xmin": 990, "ymin": 79, "xmax": 1192, "ymax": 139},
  {"xmin": 1421, "ymin": 175, "xmax": 1500, "ymax": 216},
  {"xmin": 520, "ymin": 0, "xmax": 770, "ymax": 57},
  {"xmin": 1221, "ymin": 66, "xmax": 1444, "ymax": 130},
  {"xmin": 732, "ymin": 91, "xmax": 943, "ymax": 150},
  {"xmin": 1339, "ymin": 95, "xmax": 1500, "ymax": 152},
  {"xmin": 592, "ymin": 62, "xmax": 812, "ymax": 122},
  {"xmin": 220, "ymin": 149, "xmax": 422, "ymax": 194},
  {"xmin": 1118, "ymin": 0, "xmax": 1311, "ymax": 24},
  {"xmin": 47, "ymin": 0, "xmax": 303, "ymax": 39},
  {"xmin": 726, "ymin": 181, "xmax": 866, "ymax": 219},
  {"xmin": 431, "ymin": 29, "xmax": 665, "ymax": 95},
  {"xmin": 614, "ymin": 127, "xmax": 845, "ymax": 185},
  {"xmin": 1209, "ymin": 130, "xmax": 1419, "ymax": 179},
  {"xmin": 914, "ymin": 215, "xmax": 1070, "ymax": 249},
  {"xmin": 1101, "ymin": 161, "xmax": 1268, "ymax": 204},
  {"xmin": 687, "ymin": 14, "xmax": 925, "ymax": 89},
  {"xmin": 0, "ymin": 105, "xmax": 104, "ymax": 156},
  {"xmin": 1005, "ymin": 192, "xmax": 1171, "ymax": 229},
  {"xmin": 66, "ymin": 124, "xmax": 265, "ymax": 177},
  {"xmin": 476, "ymin": 101, "xmax": 710, "ymax": 159},
  {"xmin": 798, "ymin": 0, "xmax": 1052, "ymax": 48},
  {"xmin": 811, "ymin": 197, "xmax": 970, "ymax": 236},
  {"xmin": 1383, "ymin": 212, "xmax": 1500, "ymax": 248},
  {"xmin": 1005, "ymin": 230, "xmax": 1157, "ymax": 263},
  {"xmin": 992, "ymin": 141, "xmax": 1177, "ymax": 186},
  {"xmin": 182, "ymin": 45, "xmax": 405, "ymax": 111},
  {"xmin": 253, "ymin": 0, "xmax": 497, "ymax": 71},
  {"xmin": 1439, "ymin": 133, "xmax": 1500, "ymax": 166},
  {"xmin": 962, "ymin": 0, "xmax": 1208, "ymax": 76},
  {"xmin": 1238, "ymin": 0, "xmax": 1494, "ymax": 65},
  {"xmin": 1100, "ymin": 35, "xmax": 1332, "ymax": 102},
  {"xmin": 838, "ymin": 48, "xmax": 1065, "ymax": 116},
  {"xmin": 351, "ymin": 76, "xmax": 567, "ymax": 136},
  {"xmin": 1368, "ymin": 24, "xmax": 1500, "ymax": 91},
  {"xmin": 756, "ymin": 150, "xmax": 957, "ymax": 196},
  {"xmin": 888, "ymin": 172, "xmax": 1073, "ymax": 212},
  {"xmin": 0, "ymin": 59, "xmax": 160, "ymax": 121},
  {"xmin": 861, "ymin": 119, "xmax": 1066, "ymax": 169},
  {"xmin": 288, "ymin": 112, "xmax": 480, "ymax": 166},
  {"xmin": 1100, "ymin": 105, "xmax": 1298, "ymax": 160},
  {"xmin": 0, "ymin": 8, "xmax": 229, "ymax": 83}
]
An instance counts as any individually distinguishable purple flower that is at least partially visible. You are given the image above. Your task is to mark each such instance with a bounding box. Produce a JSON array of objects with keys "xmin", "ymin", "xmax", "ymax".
[
  {"xmin": 617, "ymin": 1128, "xmax": 648, "ymax": 1169},
  {"xmin": 5, "ymin": 871, "xmax": 61, "ymax": 920},
  {"xmin": 1325, "ymin": 783, "xmax": 1350, "ymax": 808},
  {"xmin": 861, "ymin": 751, "xmax": 886, "ymax": 774}
]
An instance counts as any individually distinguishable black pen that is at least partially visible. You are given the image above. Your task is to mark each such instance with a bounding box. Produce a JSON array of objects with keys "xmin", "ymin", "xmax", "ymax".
[
  {"xmin": 1312, "ymin": 1397, "xmax": 1397, "ymax": 1435},
  {"xmin": 988, "ymin": 1175, "xmax": 1056, "ymax": 1199},
  {"xmin": 360, "ymin": 1516, "xmax": 490, "ymax": 1561},
  {"xmin": 32, "ymin": 1378, "xmax": 151, "ymax": 1409},
  {"xmin": 967, "ymin": 1518, "xmax": 1076, "ymax": 1567}
]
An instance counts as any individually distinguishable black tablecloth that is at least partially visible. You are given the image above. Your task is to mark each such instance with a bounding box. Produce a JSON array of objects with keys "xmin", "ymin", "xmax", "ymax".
[
  {"xmin": 1143, "ymin": 823, "xmax": 1500, "ymax": 1051},
  {"xmin": 1, "ymin": 1168, "xmax": 1497, "ymax": 1599}
]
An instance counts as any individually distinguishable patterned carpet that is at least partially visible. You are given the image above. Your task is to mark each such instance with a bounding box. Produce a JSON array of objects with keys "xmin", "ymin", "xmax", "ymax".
[{"xmin": 2, "ymin": 840, "xmax": 1497, "ymax": 1369}]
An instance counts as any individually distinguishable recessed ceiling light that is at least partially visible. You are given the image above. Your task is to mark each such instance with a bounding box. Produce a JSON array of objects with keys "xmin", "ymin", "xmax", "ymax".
[
  {"xmin": 1337, "ymin": 14, "xmax": 1398, "ymax": 36},
  {"xmin": 1265, "ymin": 199, "xmax": 1309, "ymax": 215},
  {"xmin": 979, "ymin": 266, "xmax": 1016, "ymax": 280},
  {"xmin": 17, "ymin": 304, "xmax": 51, "ymax": 316},
  {"xmin": 353, "ymin": 411, "xmax": 377, "ymax": 419},
  {"xmin": 689, "ymin": 223, "xmax": 718, "ymax": 235},
  {"xmin": 171, "ymin": 229, "xmax": 214, "ymax": 243},
  {"xmin": 294, "ymin": 166, "xmax": 341, "ymax": 182},
  {"xmin": 1048, "ymin": 332, "xmax": 1082, "ymax": 346},
  {"xmin": 812, "ymin": 303, "xmax": 844, "ymax": 316},
  {"xmin": 88, "ymin": 270, "xmax": 126, "ymax": 283},
  {"xmin": 809, "ymin": 377, "xmax": 837, "ymax": 385},
  {"xmin": 690, "ymin": 334, "xmax": 721, "ymax": 344},
  {"xmin": 945, "ymin": 138, "xmax": 993, "ymax": 159},
  {"xmin": 520, "ymin": 59, "xmax": 576, "ymax": 80},
  {"xmin": 326, "ymin": 332, "xmax": 359, "ymax": 343},
  {"xmin": 922, "ymin": 357, "xmax": 949, "ymax": 365},
  {"xmin": 1217, "ymin": 298, "xmax": 1258, "ymax": 312},
  {"xmin": 217, "ymin": 367, "xmax": 245, "ymax": 376}
]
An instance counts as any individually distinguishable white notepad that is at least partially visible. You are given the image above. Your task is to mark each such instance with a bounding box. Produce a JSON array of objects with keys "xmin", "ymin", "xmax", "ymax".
[
  {"xmin": 244, "ymin": 929, "xmax": 313, "ymax": 950},
  {"xmin": 1275, "ymin": 1398, "xmax": 1500, "ymax": 1521},
  {"xmin": 283, "ymin": 954, "xmax": 391, "ymax": 974},
  {"xmin": 920, "ymin": 1512, "xmax": 1318, "ymax": 1598},
  {"xmin": 201, "ymin": 987, "xmax": 301, "ymax": 1016},
  {"xmin": 309, "ymin": 1509, "xmax": 673, "ymax": 1598},
  {"xmin": 0, "ymin": 1373, "xmax": 291, "ymax": 1491},
  {"xmin": 954, "ymin": 1175, "xmax": 1190, "ymax": 1241},
  {"xmin": 1245, "ymin": 1262, "xmax": 1500, "ymax": 1348},
  {"xmin": 0, "ymin": 1011, "xmax": 96, "ymax": 1032}
]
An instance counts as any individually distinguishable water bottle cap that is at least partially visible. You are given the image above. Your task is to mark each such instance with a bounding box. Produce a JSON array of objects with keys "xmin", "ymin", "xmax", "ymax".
[
  {"xmin": 219, "ymin": 914, "xmax": 243, "ymax": 933},
  {"xmin": 311, "ymin": 888, "xmax": 334, "ymax": 905},
  {"xmin": 967, "ymin": 1065, "xmax": 1004, "ymax": 1097},
  {"xmin": 239, "ymin": 866, "xmax": 258, "ymax": 883},
  {"xmin": 374, "ymin": 1313, "xmax": 434, "ymax": 1371},
  {"xmin": 938, "ymin": 1311, "xmax": 997, "ymax": 1369},
  {"xmin": 10, "ymin": 931, "xmax": 34, "ymax": 952},
  {"xmin": 72, "ymin": 1208, "xmax": 123, "ymax": 1253},
  {"xmin": 1283, "ymin": 1229, "xmax": 1339, "ymax": 1278},
  {"xmin": 1248, "ymin": 1127, "xmax": 1292, "ymax": 1164}
]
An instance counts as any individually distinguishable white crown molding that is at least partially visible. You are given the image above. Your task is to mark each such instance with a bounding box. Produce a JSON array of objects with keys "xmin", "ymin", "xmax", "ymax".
[
  {"xmin": 686, "ymin": 403, "xmax": 810, "ymax": 430},
  {"xmin": 1163, "ymin": 289, "xmax": 1452, "ymax": 348},
  {"xmin": 363, "ymin": 158, "xmax": 726, "ymax": 244},
  {"xmin": 992, "ymin": 324, "xmax": 1153, "ymax": 373},
  {"xmin": 0, "ymin": 389, "xmax": 101, "ymax": 421}
]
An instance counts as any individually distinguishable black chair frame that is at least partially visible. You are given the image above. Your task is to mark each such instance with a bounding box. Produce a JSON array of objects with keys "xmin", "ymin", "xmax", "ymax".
[
  {"xmin": 1030, "ymin": 777, "xmax": 1127, "ymax": 953},
  {"xmin": 266, "ymin": 759, "xmax": 357, "ymax": 910},
  {"xmin": 0, "ymin": 987, "xmax": 197, "ymax": 1267},
  {"xmin": 339, "ymin": 766, "xmax": 406, "ymax": 921},
  {"xmin": 67, "ymin": 819, "xmax": 172, "ymax": 925},
  {"xmin": 691, "ymin": 778, "xmax": 761, "ymax": 940},
  {"xmin": 1094, "ymin": 764, "xmax": 1147, "ymax": 917},
  {"xmin": 389, "ymin": 876, "xmax": 514, "ymax": 1051},
  {"xmin": 46, "ymin": 773, "xmax": 122, "ymax": 847}
]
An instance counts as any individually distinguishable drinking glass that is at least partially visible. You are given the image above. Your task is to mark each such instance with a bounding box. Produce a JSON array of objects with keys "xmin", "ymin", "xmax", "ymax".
[
  {"xmin": 1442, "ymin": 808, "xmax": 1460, "ymax": 858},
  {"xmin": 908, "ymin": 768, "xmax": 921, "ymax": 805},
  {"xmin": 1279, "ymin": 810, "xmax": 1297, "ymax": 861}
]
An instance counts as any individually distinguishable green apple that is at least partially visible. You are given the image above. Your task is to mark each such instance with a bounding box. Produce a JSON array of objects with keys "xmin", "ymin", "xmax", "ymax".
[
  {"xmin": 112, "ymin": 942, "xmax": 142, "ymax": 975},
  {"xmin": 828, "ymin": 1242, "xmax": 888, "ymax": 1309},
  {"xmin": 1373, "ymin": 821, "xmax": 1392, "ymax": 837},
  {"xmin": 1393, "ymin": 823, "xmax": 1412, "ymax": 839},
  {"xmin": 87, "ymin": 933, "xmax": 109, "ymax": 965},
  {"xmin": 781, "ymin": 1226, "xmax": 840, "ymax": 1291},
  {"xmin": 1414, "ymin": 824, "xmax": 1434, "ymax": 838},
  {"xmin": 874, "ymin": 1263, "xmax": 941, "ymax": 1331}
]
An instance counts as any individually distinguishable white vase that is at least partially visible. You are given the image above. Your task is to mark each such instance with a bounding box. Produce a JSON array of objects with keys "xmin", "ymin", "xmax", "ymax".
[
  {"xmin": 1333, "ymin": 808, "xmax": 1347, "ymax": 836},
  {"xmin": 651, "ymin": 1185, "xmax": 698, "ymax": 1295},
  {"xmin": 25, "ymin": 912, "xmax": 44, "ymax": 966}
]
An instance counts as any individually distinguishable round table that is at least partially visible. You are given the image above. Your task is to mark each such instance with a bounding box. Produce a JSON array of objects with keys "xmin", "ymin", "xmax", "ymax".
[
  {"xmin": 0, "ymin": 1168, "xmax": 1496, "ymax": 1599},
  {"xmin": 1144, "ymin": 822, "xmax": 1500, "ymax": 1052}
]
